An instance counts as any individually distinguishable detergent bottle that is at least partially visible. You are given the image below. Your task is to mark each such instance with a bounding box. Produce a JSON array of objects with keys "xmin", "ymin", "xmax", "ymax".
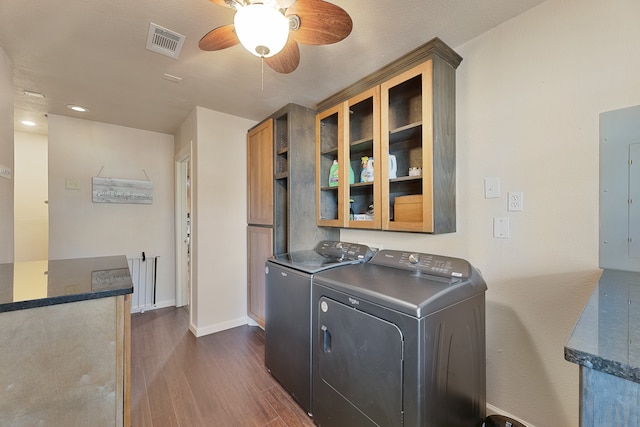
[
  {"xmin": 328, "ymin": 160, "xmax": 339, "ymax": 187},
  {"xmin": 361, "ymin": 157, "xmax": 374, "ymax": 182},
  {"xmin": 388, "ymin": 154, "xmax": 397, "ymax": 179}
]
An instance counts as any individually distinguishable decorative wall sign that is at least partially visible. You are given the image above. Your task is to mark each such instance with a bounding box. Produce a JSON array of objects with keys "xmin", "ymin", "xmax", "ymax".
[
  {"xmin": 91, "ymin": 268, "xmax": 133, "ymax": 290},
  {"xmin": 92, "ymin": 177, "xmax": 153, "ymax": 204}
]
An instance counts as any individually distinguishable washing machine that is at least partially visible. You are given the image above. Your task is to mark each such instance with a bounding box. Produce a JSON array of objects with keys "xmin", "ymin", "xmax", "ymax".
[
  {"xmin": 311, "ymin": 249, "xmax": 487, "ymax": 427},
  {"xmin": 264, "ymin": 240, "xmax": 374, "ymax": 415}
]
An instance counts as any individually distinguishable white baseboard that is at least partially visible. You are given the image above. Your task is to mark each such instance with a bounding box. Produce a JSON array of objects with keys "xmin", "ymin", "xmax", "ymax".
[
  {"xmin": 191, "ymin": 316, "xmax": 249, "ymax": 337},
  {"xmin": 130, "ymin": 298, "xmax": 175, "ymax": 314},
  {"xmin": 486, "ymin": 403, "xmax": 535, "ymax": 427}
]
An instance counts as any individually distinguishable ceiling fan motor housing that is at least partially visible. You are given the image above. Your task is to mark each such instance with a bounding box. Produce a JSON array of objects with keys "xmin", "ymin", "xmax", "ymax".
[
  {"xmin": 234, "ymin": 3, "xmax": 290, "ymax": 58},
  {"xmin": 200, "ymin": 0, "xmax": 353, "ymax": 72}
]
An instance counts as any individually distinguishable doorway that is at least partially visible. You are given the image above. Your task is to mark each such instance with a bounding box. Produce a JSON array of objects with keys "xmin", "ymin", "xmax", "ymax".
[
  {"xmin": 14, "ymin": 131, "xmax": 48, "ymax": 261},
  {"xmin": 175, "ymin": 150, "xmax": 192, "ymax": 312}
]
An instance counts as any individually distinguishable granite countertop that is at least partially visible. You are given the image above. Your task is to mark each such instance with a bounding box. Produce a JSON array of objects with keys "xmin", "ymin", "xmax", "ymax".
[
  {"xmin": 565, "ymin": 269, "xmax": 640, "ymax": 383},
  {"xmin": 0, "ymin": 255, "xmax": 133, "ymax": 313}
]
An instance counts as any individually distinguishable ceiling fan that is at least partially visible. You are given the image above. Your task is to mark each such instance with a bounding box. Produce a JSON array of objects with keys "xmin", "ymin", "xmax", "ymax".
[{"xmin": 198, "ymin": 0, "xmax": 353, "ymax": 74}]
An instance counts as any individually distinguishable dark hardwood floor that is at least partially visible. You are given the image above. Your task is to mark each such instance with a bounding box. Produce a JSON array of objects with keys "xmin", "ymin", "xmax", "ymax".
[{"xmin": 131, "ymin": 307, "xmax": 315, "ymax": 427}]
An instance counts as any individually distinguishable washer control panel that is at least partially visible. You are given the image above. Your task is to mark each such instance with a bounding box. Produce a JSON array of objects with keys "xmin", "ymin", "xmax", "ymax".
[
  {"xmin": 370, "ymin": 250, "xmax": 471, "ymax": 279},
  {"xmin": 314, "ymin": 240, "xmax": 375, "ymax": 262}
]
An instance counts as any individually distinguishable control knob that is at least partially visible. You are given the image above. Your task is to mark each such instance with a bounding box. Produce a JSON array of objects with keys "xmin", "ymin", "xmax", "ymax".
[{"xmin": 408, "ymin": 253, "xmax": 420, "ymax": 265}]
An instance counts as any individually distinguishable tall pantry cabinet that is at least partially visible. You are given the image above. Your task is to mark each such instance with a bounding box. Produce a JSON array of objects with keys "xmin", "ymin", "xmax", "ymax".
[
  {"xmin": 247, "ymin": 119, "xmax": 274, "ymax": 329},
  {"xmin": 247, "ymin": 104, "xmax": 338, "ymax": 328}
]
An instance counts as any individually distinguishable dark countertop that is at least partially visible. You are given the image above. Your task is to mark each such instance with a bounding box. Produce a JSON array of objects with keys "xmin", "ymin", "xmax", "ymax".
[
  {"xmin": 565, "ymin": 269, "xmax": 640, "ymax": 384},
  {"xmin": 0, "ymin": 255, "xmax": 133, "ymax": 313}
]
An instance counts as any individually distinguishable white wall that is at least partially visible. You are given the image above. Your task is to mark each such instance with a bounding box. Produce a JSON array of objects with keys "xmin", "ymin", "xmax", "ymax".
[
  {"xmin": 177, "ymin": 106, "xmax": 256, "ymax": 336},
  {"xmin": 47, "ymin": 115, "xmax": 176, "ymax": 307},
  {"xmin": 14, "ymin": 131, "xmax": 48, "ymax": 261},
  {"xmin": 0, "ymin": 48, "xmax": 13, "ymax": 263},
  {"xmin": 340, "ymin": 0, "xmax": 640, "ymax": 425}
]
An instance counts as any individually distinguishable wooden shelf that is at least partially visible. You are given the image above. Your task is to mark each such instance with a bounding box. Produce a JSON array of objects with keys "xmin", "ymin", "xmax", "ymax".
[
  {"xmin": 389, "ymin": 122, "xmax": 422, "ymax": 145},
  {"xmin": 350, "ymin": 137, "xmax": 374, "ymax": 151}
]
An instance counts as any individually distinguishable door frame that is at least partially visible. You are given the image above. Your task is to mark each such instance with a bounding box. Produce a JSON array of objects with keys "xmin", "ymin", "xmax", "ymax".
[{"xmin": 175, "ymin": 144, "xmax": 192, "ymax": 310}]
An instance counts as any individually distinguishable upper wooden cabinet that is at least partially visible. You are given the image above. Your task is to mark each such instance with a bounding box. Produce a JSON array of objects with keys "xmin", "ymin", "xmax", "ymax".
[
  {"xmin": 315, "ymin": 38, "xmax": 461, "ymax": 234},
  {"xmin": 316, "ymin": 88, "xmax": 382, "ymax": 229},
  {"xmin": 247, "ymin": 119, "xmax": 274, "ymax": 226}
]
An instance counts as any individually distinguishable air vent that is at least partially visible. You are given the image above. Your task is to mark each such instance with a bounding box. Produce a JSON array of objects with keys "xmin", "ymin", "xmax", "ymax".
[{"xmin": 146, "ymin": 23, "xmax": 186, "ymax": 59}]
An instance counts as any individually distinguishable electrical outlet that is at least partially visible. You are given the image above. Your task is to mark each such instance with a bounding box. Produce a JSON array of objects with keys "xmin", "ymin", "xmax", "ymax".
[{"xmin": 508, "ymin": 191, "xmax": 523, "ymax": 211}]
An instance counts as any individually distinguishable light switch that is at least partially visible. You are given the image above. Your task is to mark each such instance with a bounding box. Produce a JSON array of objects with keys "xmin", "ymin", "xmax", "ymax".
[
  {"xmin": 65, "ymin": 178, "xmax": 80, "ymax": 190},
  {"xmin": 493, "ymin": 217, "xmax": 510, "ymax": 238},
  {"xmin": 0, "ymin": 164, "xmax": 11, "ymax": 180},
  {"xmin": 484, "ymin": 177, "xmax": 501, "ymax": 198}
]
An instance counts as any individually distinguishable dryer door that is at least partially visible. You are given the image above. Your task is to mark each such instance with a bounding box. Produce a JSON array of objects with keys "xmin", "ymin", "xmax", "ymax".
[{"xmin": 315, "ymin": 296, "xmax": 404, "ymax": 427}]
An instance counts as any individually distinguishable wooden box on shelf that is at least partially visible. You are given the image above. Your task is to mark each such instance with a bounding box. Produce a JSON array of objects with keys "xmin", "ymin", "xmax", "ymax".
[{"xmin": 394, "ymin": 194, "xmax": 423, "ymax": 222}]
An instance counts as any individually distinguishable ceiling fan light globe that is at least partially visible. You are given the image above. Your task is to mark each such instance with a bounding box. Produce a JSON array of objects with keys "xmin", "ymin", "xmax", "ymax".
[
  {"xmin": 276, "ymin": 0, "xmax": 296, "ymax": 8},
  {"xmin": 234, "ymin": 4, "xmax": 289, "ymax": 58}
]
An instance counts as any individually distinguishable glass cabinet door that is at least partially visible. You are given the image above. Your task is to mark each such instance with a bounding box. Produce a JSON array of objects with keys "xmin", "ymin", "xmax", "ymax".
[
  {"xmin": 346, "ymin": 87, "xmax": 381, "ymax": 229},
  {"xmin": 316, "ymin": 104, "xmax": 348, "ymax": 227},
  {"xmin": 381, "ymin": 61, "xmax": 434, "ymax": 232}
]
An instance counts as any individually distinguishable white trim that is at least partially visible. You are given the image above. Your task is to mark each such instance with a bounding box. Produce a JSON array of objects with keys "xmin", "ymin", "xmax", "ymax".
[
  {"xmin": 190, "ymin": 317, "xmax": 250, "ymax": 337},
  {"xmin": 174, "ymin": 143, "xmax": 192, "ymax": 316},
  {"xmin": 130, "ymin": 298, "xmax": 176, "ymax": 314}
]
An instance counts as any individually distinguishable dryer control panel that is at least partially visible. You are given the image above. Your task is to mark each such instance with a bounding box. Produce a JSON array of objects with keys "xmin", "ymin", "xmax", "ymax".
[
  {"xmin": 369, "ymin": 250, "xmax": 471, "ymax": 279},
  {"xmin": 314, "ymin": 241, "xmax": 375, "ymax": 262}
]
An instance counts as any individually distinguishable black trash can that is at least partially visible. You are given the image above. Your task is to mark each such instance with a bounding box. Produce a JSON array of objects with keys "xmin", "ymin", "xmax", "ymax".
[{"xmin": 485, "ymin": 414, "xmax": 527, "ymax": 427}]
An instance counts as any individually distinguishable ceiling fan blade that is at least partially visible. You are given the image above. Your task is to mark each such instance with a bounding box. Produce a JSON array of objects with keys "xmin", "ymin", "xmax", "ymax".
[
  {"xmin": 209, "ymin": 0, "xmax": 241, "ymax": 10},
  {"xmin": 286, "ymin": 0, "xmax": 353, "ymax": 45},
  {"xmin": 265, "ymin": 39, "xmax": 300, "ymax": 74},
  {"xmin": 198, "ymin": 24, "xmax": 239, "ymax": 51}
]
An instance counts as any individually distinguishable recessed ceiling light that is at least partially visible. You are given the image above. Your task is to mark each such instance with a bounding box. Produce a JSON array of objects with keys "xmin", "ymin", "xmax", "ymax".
[
  {"xmin": 66, "ymin": 104, "xmax": 90, "ymax": 112},
  {"xmin": 162, "ymin": 73, "xmax": 182, "ymax": 83},
  {"xmin": 23, "ymin": 90, "xmax": 45, "ymax": 99},
  {"xmin": 21, "ymin": 120, "xmax": 36, "ymax": 126}
]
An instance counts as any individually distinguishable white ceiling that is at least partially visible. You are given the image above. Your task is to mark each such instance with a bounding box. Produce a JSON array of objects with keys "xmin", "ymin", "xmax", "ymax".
[{"xmin": 1, "ymin": 0, "xmax": 546, "ymax": 136}]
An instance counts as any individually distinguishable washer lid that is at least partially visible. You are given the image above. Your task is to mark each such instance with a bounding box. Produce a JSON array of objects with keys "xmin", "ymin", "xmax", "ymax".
[
  {"xmin": 268, "ymin": 241, "xmax": 374, "ymax": 274},
  {"xmin": 270, "ymin": 250, "xmax": 347, "ymax": 272}
]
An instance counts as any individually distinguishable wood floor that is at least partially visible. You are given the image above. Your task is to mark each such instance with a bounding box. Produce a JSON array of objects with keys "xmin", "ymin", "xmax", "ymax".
[{"xmin": 131, "ymin": 307, "xmax": 315, "ymax": 427}]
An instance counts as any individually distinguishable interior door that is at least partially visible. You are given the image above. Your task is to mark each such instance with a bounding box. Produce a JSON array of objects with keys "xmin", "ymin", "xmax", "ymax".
[
  {"xmin": 317, "ymin": 296, "xmax": 404, "ymax": 427},
  {"xmin": 175, "ymin": 151, "xmax": 191, "ymax": 310}
]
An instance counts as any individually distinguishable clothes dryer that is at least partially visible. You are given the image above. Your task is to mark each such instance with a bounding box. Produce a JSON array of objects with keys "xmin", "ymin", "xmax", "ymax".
[{"xmin": 312, "ymin": 249, "xmax": 487, "ymax": 427}]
